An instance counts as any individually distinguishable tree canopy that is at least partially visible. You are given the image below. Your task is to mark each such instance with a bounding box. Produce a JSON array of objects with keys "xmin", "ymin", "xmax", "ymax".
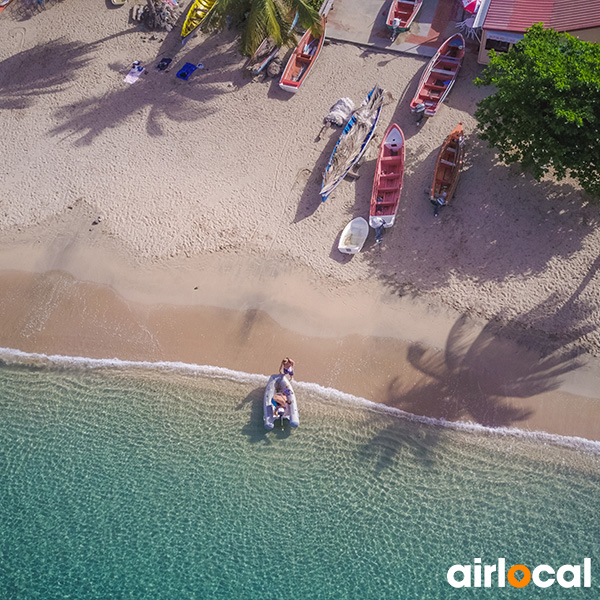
[
  {"xmin": 474, "ymin": 24, "xmax": 600, "ymax": 197},
  {"xmin": 205, "ymin": 0, "xmax": 322, "ymax": 57}
]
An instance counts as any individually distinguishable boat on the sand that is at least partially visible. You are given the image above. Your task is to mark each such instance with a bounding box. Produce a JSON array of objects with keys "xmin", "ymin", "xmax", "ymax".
[
  {"xmin": 264, "ymin": 374, "xmax": 299, "ymax": 430},
  {"xmin": 386, "ymin": 0, "xmax": 423, "ymax": 33},
  {"xmin": 181, "ymin": 0, "xmax": 215, "ymax": 41},
  {"xmin": 409, "ymin": 33, "xmax": 465, "ymax": 117},
  {"xmin": 369, "ymin": 123, "xmax": 405, "ymax": 229},
  {"xmin": 338, "ymin": 217, "xmax": 369, "ymax": 254},
  {"xmin": 430, "ymin": 122, "xmax": 465, "ymax": 215},
  {"xmin": 279, "ymin": 16, "xmax": 326, "ymax": 93},
  {"xmin": 321, "ymin": 85, "xmax": 385, "ymax": 202},
  {"xmin": 246, "ymin": 12, "xmax": 299, "ymax": 76}
]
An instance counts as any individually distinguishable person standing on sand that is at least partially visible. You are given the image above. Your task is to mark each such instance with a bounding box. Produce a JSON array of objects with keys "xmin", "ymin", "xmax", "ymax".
[{"xmin": 279, "ymin": 357, "xmax": 295, "ymax": 380}]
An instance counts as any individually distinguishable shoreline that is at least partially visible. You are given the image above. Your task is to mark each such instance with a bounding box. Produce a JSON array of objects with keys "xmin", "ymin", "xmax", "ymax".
[
  {"xmin": 1, "ymin": 264, "xmax": 600, "ymax": 443},
  {"xmin": 1, "ymin": 1, "xmax": 600, "ymax": 445},
  {"xmin": 2, "ymin": 345, "xmax": 600, "ymax": 454}
]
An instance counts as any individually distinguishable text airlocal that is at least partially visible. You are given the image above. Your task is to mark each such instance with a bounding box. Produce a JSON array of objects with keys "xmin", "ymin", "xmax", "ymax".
[{"xmin": 447, "ymin": 558, "xmax": 591, "ymax": 588}]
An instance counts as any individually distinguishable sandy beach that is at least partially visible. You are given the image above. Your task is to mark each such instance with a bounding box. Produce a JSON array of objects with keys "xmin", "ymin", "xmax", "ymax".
[{"xmin": 1, "ymin": 0, "xmax": 600, "ymax": 441}]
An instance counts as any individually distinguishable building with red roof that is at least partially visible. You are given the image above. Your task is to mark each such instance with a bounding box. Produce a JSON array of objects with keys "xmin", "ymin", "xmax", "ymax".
[{"xmin": 473, "ymin": 0, "xmax": 600, "ymax": 63}]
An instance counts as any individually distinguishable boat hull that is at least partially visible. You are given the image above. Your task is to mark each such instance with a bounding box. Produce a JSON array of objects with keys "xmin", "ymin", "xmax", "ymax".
[
  {"xmin": 181, "ymin": 0, "xmax": 215, "ymax": 41},
  {"xmin": 369, "ymin": 123, "xmax": 405, "ymax": 229},
  {"xmin": 409, "ymin": 33, "xmax": 465, "ymax": 117},
  {"xmin": 321, "ymin": 86, "xmax": 385, "ymax": 201},
  {"xmin": 386, "ymin": 0, "xmax": 423, "ymax": 32},
  {"xmin": 430, "ymin": 123, "xmax": 465, "ymax": 208},
  {"xmin": 338, "ymin": 217, "xmax": 369, "ymax": 254},
  {"xmin": 264, "ymin": 374, "xmax": 299, "ymax": 430},
  {"xmin": 279, "ymin": 17, "xmax": 326, "ymax": 93}
]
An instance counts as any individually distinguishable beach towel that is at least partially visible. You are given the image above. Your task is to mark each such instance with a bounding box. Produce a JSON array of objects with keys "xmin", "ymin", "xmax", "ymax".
[
  {"xmin": 124, "ymin": 65, "xmax": 145, "ymax": 84},
  {"xmin": 176, "ymin": 62, "xmax": 198, "ymax": 80}
]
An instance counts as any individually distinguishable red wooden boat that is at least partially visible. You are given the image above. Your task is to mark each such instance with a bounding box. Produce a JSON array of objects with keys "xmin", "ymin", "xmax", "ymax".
[
  {"xmin": 279, "ymin": 16, "xmax": 326, "ymax": 93},
  {"xmin": 430, "ymin": 123, "xmax": 465, "ymax": 215},
  {"xmin": 386, "ymin": 0, "xmax": 423, "ymax": 33},
  {"xmin": 369, "ymin": 123, "xmax": 405, "ymax": 229},
  {"xmin": 410, "ymin": 33, "xmax": 465, "ymax": 117}
]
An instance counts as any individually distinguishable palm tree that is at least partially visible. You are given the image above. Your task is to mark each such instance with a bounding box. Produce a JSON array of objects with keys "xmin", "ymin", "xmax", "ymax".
[{"xmin": 204, "ymin": 0, "xmax": 322, "ymax": 56}]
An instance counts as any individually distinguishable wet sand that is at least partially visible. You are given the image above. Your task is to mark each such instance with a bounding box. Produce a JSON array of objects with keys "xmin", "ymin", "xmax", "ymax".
[{"xmin": 1, "ymin": 0, "xmax": 600, "ymax": 443}]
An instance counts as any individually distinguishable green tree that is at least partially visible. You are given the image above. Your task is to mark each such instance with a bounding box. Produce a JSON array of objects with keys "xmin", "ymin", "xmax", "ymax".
[
  {"xmin": 205, "ymin": 0, "xmax": 322, "ymax": 57},
  {"xmin": 474, "ymin": 24, "xmax": 600, "ymax": 197}
]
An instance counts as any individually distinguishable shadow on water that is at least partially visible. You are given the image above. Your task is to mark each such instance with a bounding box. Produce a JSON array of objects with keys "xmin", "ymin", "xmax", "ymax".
[
  {"xmin": 238, "ymin": 387, "xmax": 271, "ymax": 444},
  {"xmin": 360, "ymin": 297, "xmax": 592, "ymax": 473}
]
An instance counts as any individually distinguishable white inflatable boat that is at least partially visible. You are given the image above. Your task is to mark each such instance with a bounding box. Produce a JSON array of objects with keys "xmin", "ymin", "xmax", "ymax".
[{"xmin": 263, "ymin": 374, "xmax": 299, "ymax": 430}]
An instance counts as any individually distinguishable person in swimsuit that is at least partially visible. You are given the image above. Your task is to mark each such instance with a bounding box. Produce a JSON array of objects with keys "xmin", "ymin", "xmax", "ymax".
[{"xmin": 279, "ymin": 357, "xmax": 295, "ymax": 380}]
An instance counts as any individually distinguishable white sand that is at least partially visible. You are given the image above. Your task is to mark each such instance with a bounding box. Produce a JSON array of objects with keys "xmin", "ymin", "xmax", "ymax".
[{"xmin": 1, "ymin": 0, "xmax": 599, "ymax": 361}]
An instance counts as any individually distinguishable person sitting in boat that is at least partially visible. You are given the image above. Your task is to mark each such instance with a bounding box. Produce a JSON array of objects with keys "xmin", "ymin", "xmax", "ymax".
[{"xmin": 279, "ymin": 357, "xmax": 295, "ymax": 380}]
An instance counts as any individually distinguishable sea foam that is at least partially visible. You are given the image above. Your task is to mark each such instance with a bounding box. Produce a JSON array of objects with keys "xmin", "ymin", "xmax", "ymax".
[{"xmin": 1, "ymin": 346, "xmax": 599, "ymax": 454}]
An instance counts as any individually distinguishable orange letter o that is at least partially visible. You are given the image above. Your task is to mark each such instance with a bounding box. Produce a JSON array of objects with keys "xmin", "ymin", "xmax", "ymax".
[{"xmin": 507, "ymin": 565, "xmax": 532, "ymax": 588}]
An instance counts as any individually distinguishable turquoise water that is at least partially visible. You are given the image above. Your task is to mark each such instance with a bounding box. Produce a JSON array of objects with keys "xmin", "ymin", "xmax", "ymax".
[{"xmin": 0, "ymin": 354, "xmax": 599, "ymax": 599}]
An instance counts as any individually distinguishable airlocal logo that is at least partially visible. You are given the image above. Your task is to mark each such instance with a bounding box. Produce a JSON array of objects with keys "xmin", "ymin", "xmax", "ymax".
[{"xmin": 447, "ymin": 558, "xmax": 592, "ymax": 589}]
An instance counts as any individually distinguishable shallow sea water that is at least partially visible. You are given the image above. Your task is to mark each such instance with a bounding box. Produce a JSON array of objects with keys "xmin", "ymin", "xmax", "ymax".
[{"xmin": 0, "ymin": 355, "xmax": 599, "ymax": 599}]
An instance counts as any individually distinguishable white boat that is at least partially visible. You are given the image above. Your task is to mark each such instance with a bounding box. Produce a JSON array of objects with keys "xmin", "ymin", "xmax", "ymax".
[
  {"xmin": 263, "ymin": 374, "xmax": 299, "ymax": 430},
  {"xmin": 338, "ymin": 217, "xmax": 369, "ymax": 254}
]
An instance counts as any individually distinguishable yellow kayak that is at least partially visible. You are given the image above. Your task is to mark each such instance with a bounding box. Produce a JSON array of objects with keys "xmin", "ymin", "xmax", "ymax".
[{"xmin": 181, "ymin": 0, "xmax": 216, "ymax": 40}]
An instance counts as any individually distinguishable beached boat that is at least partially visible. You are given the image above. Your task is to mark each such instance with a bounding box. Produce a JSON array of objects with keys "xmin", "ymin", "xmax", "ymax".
[
  {"xmin": 369, "ymin": 123, "xmax": 405, "ymax": 229},
  {"xmin": 386, "ymin": 0, "xmax": 423, "ymax": 32},
  {"xmin": 0, "ymin": 0, "xmax": 15, "ymax": 13},
  {"xmin": 111, "ymin": 0, "xmax": 127, "ymax": 6},
  {"xmin": 181, "ymin": 0, "xmax": 215, "ymax": 41},
  {"xmin": 246, "ymin": 13, "xmax": 299, "ymax": 76},
  {"xmin": 321, "ymin": 85, "xmax": 385, "ymax": 202},
  {"xmin": 409, "ymin": 33, "xmax": 465, "ymax": 117},
  {"xmin": 264, "ymin": 374, "xmax": 299, "ymax": 430},
  {"xmin": 279, "ymin": 16, "xmax": 326, "ymax": 93},
  {"xmin": 430, "ymin": 122, "xmax": 465, "ymax": 215},
  {"xmin": 338, "ymin": 217, "xmax": 369, "ymax": 254}
]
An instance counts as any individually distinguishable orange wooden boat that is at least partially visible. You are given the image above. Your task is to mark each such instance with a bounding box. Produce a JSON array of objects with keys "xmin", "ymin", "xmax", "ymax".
[
  {"xmin": 369, "ymin": 123, "xmax": 405, "ymax": 229},
  {"xmin": 430, "ymin": 123, "xmax": 465, "ymax": 216},
  {"xmin": 410, "ymin": 33, "xmax": 465, "ymax": 117},
  {"xmin": 0, "ymin": 0, "xmax": 15, "ymax": 13},
  {"xmin": 279, "ymin": 17, "xmax": 326, "ymax": 93},
  {"xmin": 386, "ymin": 0, "xmax": 423, "ymax": 32}
]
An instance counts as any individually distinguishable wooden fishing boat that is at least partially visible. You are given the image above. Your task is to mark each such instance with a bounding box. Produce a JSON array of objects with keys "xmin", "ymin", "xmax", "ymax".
[
  {"xmin": 264, "ymin": 374, "xmax": 299, "ymax": 430},
  {"xmin": 279, "ymin": 16, "xmax": 326, "ymax": 93},
  {"xmin": 321, "ymin": 85, "xmax": 385, "ymax": 202},
  {"xmin": 338, "ymin": 217, "xmax": 369, "ymax": 254},
  {"xmin": 386, "ymin": 0, "xmax": 423, "ymax": 32},
  {"xmin": 181, "ymin": 0, "xmax": 215, "ymax": 42},
  {"xmin": 369, "ymin": 123, "xmax": 405, "ymax": 229},
  {"xmin": 246, "ymin": 13, "xmax": 299, "ymax": 76},
  {"xmin": 430, "ymin": 123, "xmax": 465, "ymax": 215},
  {"xmin": 0, "ymin": 0, "xmax": 15, "ymax": 13},
  {"xmin": 409, "ymin": 33, "xmax": 465, "ymax": 117}
]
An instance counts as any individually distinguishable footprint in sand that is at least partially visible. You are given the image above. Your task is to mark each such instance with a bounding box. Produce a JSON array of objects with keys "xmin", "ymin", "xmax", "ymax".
[{"xmin": 9, "ymin": 27, "xmax": 26, "ymax": 51}]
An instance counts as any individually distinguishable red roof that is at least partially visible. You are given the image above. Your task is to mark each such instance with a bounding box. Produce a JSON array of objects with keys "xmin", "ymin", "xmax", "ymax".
[{"xmin": 483, "ymin": 0, "xmax": 600, "ymax": 33}]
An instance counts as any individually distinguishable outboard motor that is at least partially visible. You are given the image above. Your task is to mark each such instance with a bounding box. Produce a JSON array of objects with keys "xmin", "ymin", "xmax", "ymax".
[
  {"xmin": 391, "ymin": 17, "xmax": 402, "ymax": 41},
  {"xmin": 373, "ymin": 217, "xmax": 385, "ymax": 244}
]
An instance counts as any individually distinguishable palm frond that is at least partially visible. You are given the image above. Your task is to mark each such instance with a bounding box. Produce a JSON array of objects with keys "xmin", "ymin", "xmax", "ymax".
[{"xmin": 241, "ymin": 0, "xmax": 285, "ymax": 55}]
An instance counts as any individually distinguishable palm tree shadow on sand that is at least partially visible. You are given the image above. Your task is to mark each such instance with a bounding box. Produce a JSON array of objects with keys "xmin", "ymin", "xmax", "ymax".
[{"xmin": 359, "ymin": 295, "xmax": 594, "ymax": 473}]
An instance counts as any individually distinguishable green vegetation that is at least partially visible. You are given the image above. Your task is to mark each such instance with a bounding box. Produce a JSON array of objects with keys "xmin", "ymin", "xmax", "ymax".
[
  {"xmin": 475, "ymin": 24, "xmax": 600, "ymax": 197},
  {"xmin": 205, "ymin": 0, "xmax": 322, "ymax": 57}
]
